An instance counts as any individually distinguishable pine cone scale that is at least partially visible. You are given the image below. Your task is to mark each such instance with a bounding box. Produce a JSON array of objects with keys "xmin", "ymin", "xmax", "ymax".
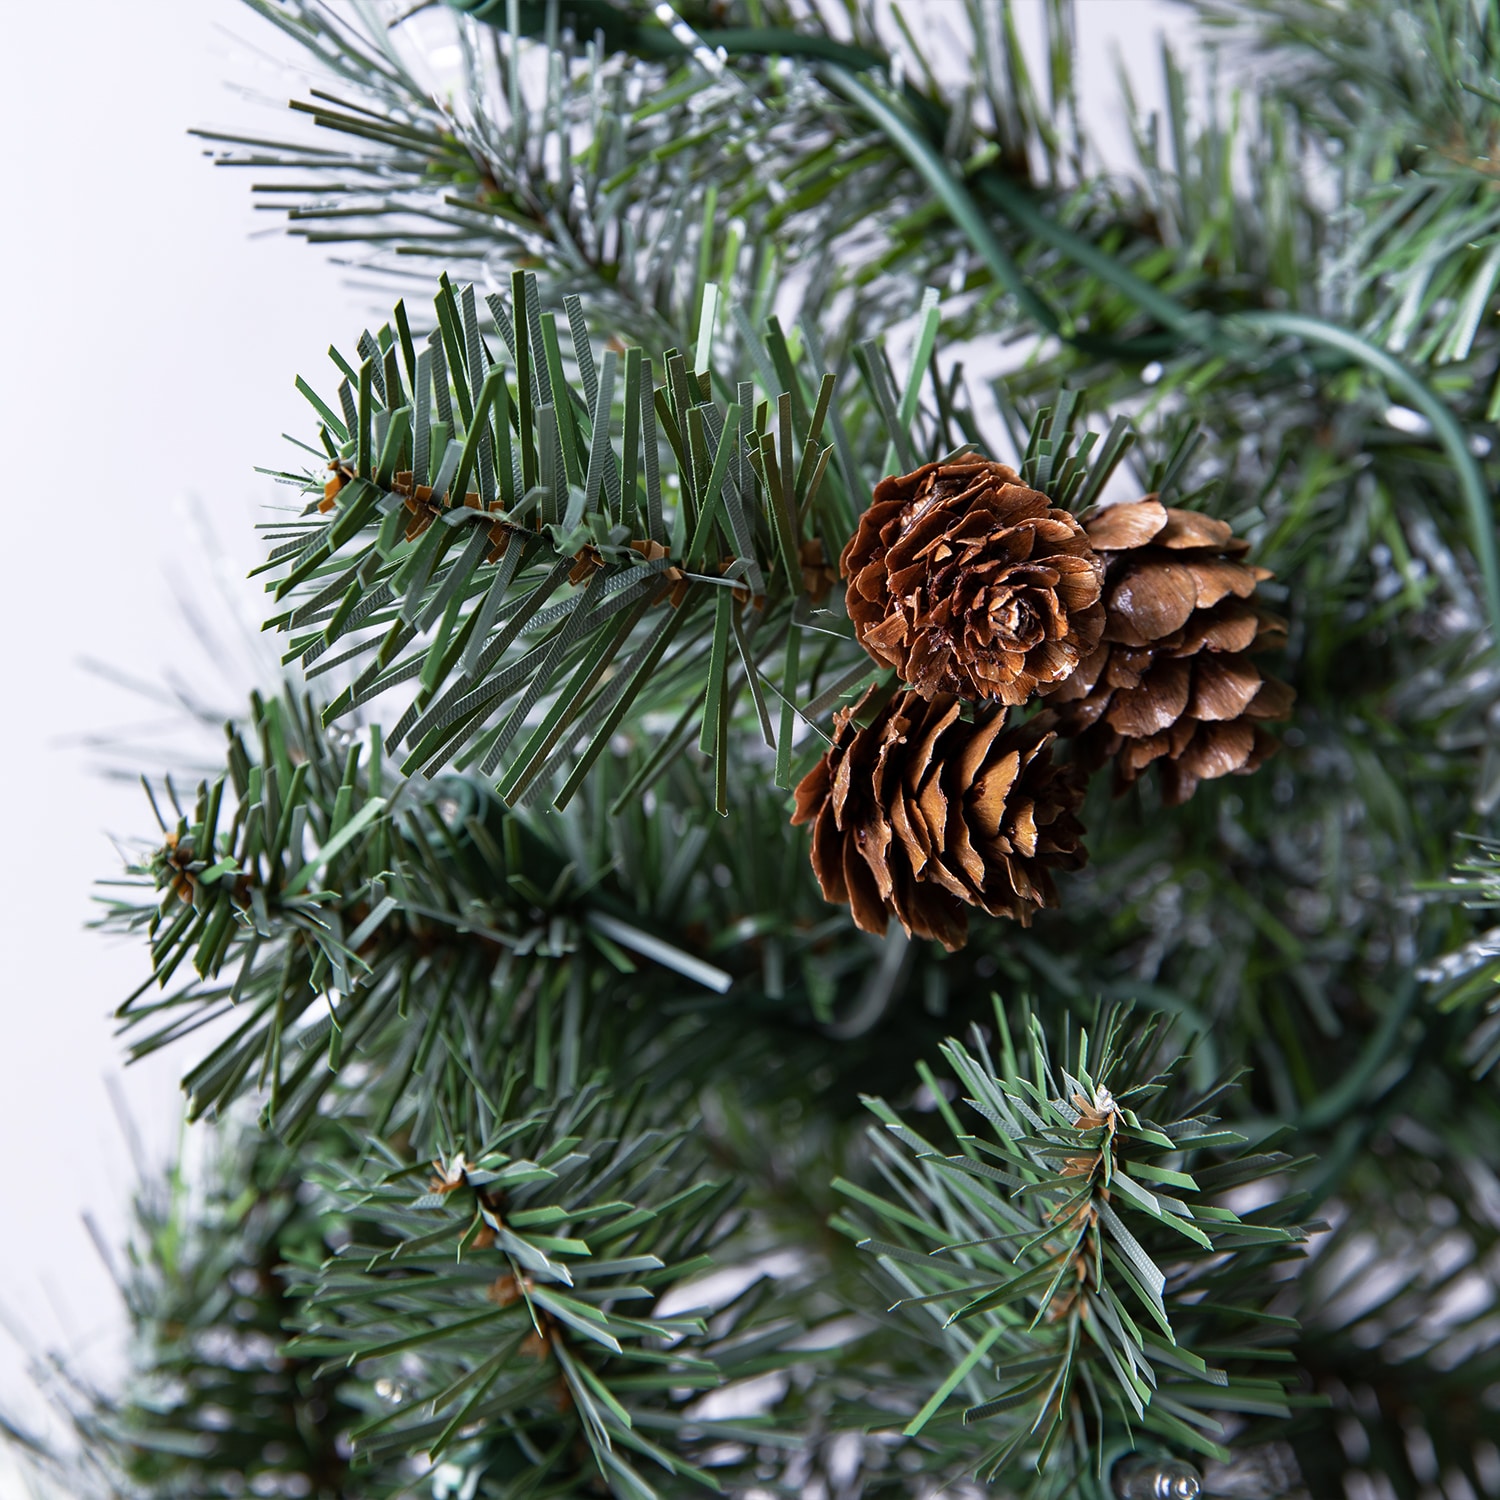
[
  {"xmin": 1084, "ymin": 496, "xmax": 1169, "ymax": 549},
  {"xmin": 1189, "ymin": 654, "xmax": 1265, "ymax": 721},
  {"xmin": 950, "ymin": 814, "xmax": 988, "ymax": 886},
  {"xmin": 1107, "ymin": 658, "xmax": 1193, "ymax": 738},
  {"xmin": 792, "ymin": 756, "xmax": 831, "ymax": 825},
  {"xmin": 807, "ymin": 796, "xmax": 844, "ymax": 900},
  {"xmin": 1007, "ymin": 796, "xmax": 1039, "ymax": 858},
  {"xmin": 1175, "ymin": 600, "xmax": 1262, "ymax": 654},
  {"xmin": 1157, "ymin": 509, "xmax": 1242, "ymax": 550},
  {"xmin": 955, "ymin": 709, "xmax": 1011, "ymax": 788},
  {"xmin": 843, "ymin": 835, "xmax": 887, "ymax": 932},
  {"xmin": 887, "ymin": 790, "xmax": 925, "ymax": 883},
  {"xmin": 909, "ymin": 697, "xmax": 958, "ymax": 779},
  {"xmin": 1193, "ymin": 557, "xmax": 1266, "ymax": 607},
  {"xmin": 1180, "ymin": 719, "xmax": 1257, "ymax": 780},
  {"xmin": 1247, "ymin": 676, "xmax": 1296, "ymax": 719},
  {"xmin": 970, "ymin": 750, "xmax": 1022, "ymax": 834},
  {"xmin": 1108, "ymin": 560, "xmax": 1201, "ymax": 643},
  {"xmin": 914, "ymin": 776, "xmax": 951, "ymax": 868}
]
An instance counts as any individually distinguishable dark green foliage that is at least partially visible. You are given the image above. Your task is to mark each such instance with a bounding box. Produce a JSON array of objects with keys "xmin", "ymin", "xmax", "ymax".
[
  {"xmin": 28, "ymin": 1130, "xmax": 382, "ymax": 1500},
  {"xmin": 1277, "ymin": 1044, "xmax": 1500, "ymax": 1497},
  {"xmin": 282, "ymin": 1082, "xmax": 792, "ymax": 1498},
  {"xmin": 834, "ymin": 1004, "xmax": 1307, "ymax": 1492},
  {"xmin": 106, "ymin": 688, "xmax": 744, "ymax": 1140},
  {"xmin": 258, "ymin": 273, "xmax": 868, "ymax": 791},
  {"xmin": 252, "ymin": 274, "xmax": 1134, "ymax": 812},
  {"xmin": 1423, "ymin": 840, "xmax": 1500, "ymax": 1074},
  {"xmin": 23, "ymin": 1, "xmax": 1500, "ymax": 1497}
]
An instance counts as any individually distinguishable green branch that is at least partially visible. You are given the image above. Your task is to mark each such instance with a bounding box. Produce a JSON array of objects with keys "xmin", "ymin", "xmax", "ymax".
[
  {"xmin": 826, "ymin": 66, "xmax": 1500, "ymax": 642},
  {"xmin": 820, "ymin": 66, "xmax": 1061, "ymax": 337},
  {"xmin": 1231, "ymin": 309, "xmax": 1500, "ymax": 641}
]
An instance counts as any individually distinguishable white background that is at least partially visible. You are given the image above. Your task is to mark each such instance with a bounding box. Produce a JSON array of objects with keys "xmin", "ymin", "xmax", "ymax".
[{"xmin": 0, "ymin": 0, "xmax": 1183, "ymax": 1477}]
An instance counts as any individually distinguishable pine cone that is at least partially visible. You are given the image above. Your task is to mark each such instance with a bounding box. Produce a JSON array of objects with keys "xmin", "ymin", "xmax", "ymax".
[
  {"xmin": 841, "ymin": 458, "xmax": 1105, "ymax": 705},
  {"xmin": 791, "ymin": 688, "xmax": 1087, "ymax": 951},
  {"xmin": 1048, "ymin": 496, "xmax": 1295, "ymax": 806}
]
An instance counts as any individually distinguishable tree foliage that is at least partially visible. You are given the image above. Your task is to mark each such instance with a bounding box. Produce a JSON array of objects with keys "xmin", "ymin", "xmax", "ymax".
[{"xmin": 19, "ymin": 1, "xmax": 1500, "ymax": 1497}]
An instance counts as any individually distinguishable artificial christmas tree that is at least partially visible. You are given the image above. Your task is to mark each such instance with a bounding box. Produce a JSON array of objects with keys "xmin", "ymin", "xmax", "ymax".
[{"xmin": 15, "ymin": 1, "xmax": 1500, "ymax": 1497}]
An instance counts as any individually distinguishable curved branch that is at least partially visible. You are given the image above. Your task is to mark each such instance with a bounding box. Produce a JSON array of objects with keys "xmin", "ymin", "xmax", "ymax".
[
  {"xmin": 820, "ymin": 65, "xmax": 1062, "ymax": 338},
  {"xmin": 826, "ymin": 67, "xmax": 1500, "ymax": 641},
  {"xmin": 1231, "ymin": 309, "xmax": 1500, "ymax": 642}
]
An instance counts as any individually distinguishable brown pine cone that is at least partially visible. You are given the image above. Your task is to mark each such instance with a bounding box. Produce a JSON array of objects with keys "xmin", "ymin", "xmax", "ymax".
[
  {"xmin": 791, "ymin": 687, "xmax": 1087, "ymax": 951},
  {"xmin": 841, "ymin": 458, "xmax": 1105, "ymax": 705},
  {"xmin": 1048, "ymin": 496, "xmax": 1294, "ymax": 806}
]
